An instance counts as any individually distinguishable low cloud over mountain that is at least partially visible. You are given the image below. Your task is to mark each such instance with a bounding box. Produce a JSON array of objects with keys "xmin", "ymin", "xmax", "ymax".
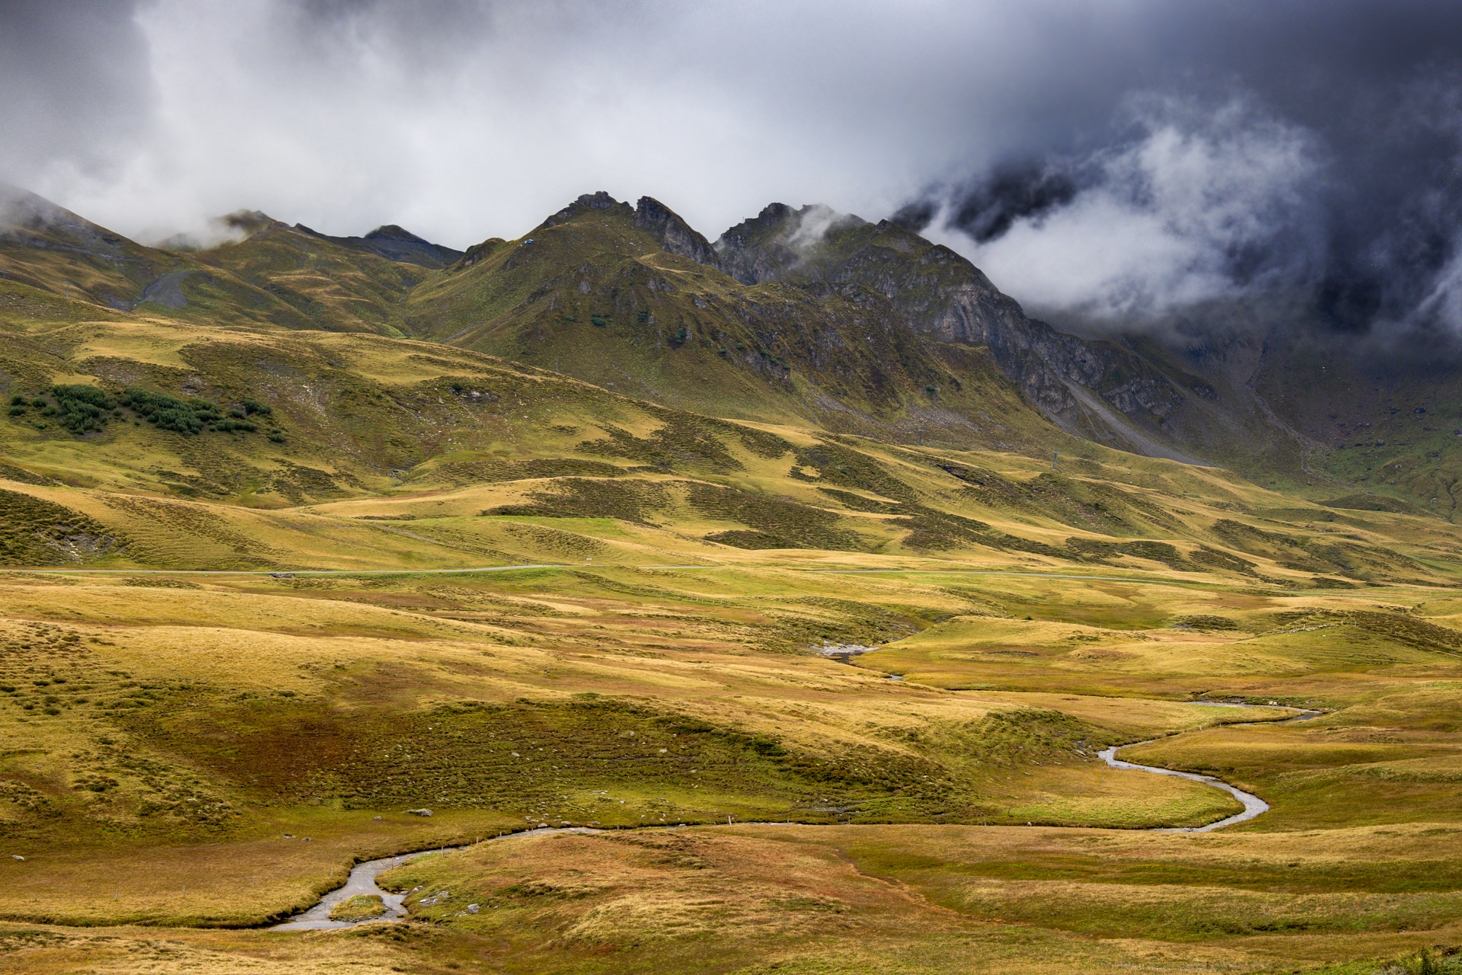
[{"xmin": 4, "ymin": 1, "xmax": 1462, "ymax": 344}]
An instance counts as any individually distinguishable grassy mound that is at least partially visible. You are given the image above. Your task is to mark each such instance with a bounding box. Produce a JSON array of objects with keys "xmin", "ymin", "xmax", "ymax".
[{"xmin": 328, "ymin": 894, "xmax": 388, "ymax": 922}]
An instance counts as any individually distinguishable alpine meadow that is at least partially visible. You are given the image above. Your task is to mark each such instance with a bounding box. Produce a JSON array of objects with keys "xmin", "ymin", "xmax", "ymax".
[{"xmin": 3, "ymin": 3, "xmax": 1462, "ymax": 974}]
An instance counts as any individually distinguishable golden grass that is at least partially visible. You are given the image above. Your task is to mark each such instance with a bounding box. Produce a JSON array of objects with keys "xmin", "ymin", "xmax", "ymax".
[
  {"xmin": 362, "ymin": 823, "xmax": 1462, "ymax": 974},
  {"xmin": 2, "ymin": 314, "xmax": 1462, "ymax": 971}
]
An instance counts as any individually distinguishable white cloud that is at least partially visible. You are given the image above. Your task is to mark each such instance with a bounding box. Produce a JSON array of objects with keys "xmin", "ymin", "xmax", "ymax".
[
  {"xmin": 953, "ymin": 96, "xmax": 1322, "ymax": 321},
  {"xmin": 3, "ymin": 0, "xmax": 1165, "ymax": 247},
  {"xmin": 6, "ymin": 0, "xmax": 1462, "ymax": 341}
]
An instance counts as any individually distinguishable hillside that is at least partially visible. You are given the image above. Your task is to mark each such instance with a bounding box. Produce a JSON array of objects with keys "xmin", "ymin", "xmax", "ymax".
[
  {"xmin": 2, "ymin": 187, "xmax": 1462, "ymax": 975},
  {"xmin": 1, "ymin": 270, "xmax": 1456, "ymax": 589},
  {"xmin": 11, "ymin": 181, "xmax": 1462, "ymax": 520},
  {"xmin": 2, "ymin": 185, "xmax": 1460, "ymax": 582}
]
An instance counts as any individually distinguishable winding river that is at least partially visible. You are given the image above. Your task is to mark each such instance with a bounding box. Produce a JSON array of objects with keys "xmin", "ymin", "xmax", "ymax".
[
  {"xmin": 1097, "ymin": 743, "xmax": 1267, "ymax": 832},
  {"xmin": 272, "ymin": 706, "xmax": 1319, "ymax": 929},
  {"xmin": 1097, "ymin": 704, "xmax": 1320, "ymax": 833},
  {"xmin": 270, "ymin": 829, "xmax": 588, "ymax": 931}
]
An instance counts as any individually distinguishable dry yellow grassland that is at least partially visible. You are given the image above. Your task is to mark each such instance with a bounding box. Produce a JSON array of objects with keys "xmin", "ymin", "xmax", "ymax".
[{"xmin": 1, "ymin": 311, "xmax": 1461, "ymax": 972}]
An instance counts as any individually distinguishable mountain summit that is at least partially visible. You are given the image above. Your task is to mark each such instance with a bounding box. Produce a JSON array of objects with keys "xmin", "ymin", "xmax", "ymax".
[{"xmin": 295, "ymin": 223, "xmax": 464, "ymax": 269}]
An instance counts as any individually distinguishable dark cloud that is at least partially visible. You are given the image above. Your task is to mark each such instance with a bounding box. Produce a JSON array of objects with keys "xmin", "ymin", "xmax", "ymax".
[
  {"xmin": 901, "ymin": 2, "xmax": 1462, "ymax": 341},
  {"xmin": 944, "ymin": 165, "xmax": 1084, "ymax": 244},
  {"xmin": 0, "ymin": 0, "xmax": 1459, "ymax": 343},
  {"xmin": 0, "ymin": 1, "xmax": 154, "ymax": 179},
  {"xmin": 1310, "ymin": 73, "xmax": 1462, "ymax": 335}
]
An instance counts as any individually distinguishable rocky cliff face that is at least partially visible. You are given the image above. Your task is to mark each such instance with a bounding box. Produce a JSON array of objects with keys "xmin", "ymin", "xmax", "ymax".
[
  {"xmin": 633, "ymin": 196, "xmax": 721, "ymax": 267},
  {"xmin": 709, "ymin": 203, "xmax": 1199, "ymax": 456},
  {"xmin": 715, "ymin": 203, "xmax": 808, "ymax": 284}
]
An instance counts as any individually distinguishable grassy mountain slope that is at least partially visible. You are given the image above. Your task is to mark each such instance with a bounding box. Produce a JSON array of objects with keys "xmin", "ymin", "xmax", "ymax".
[
  {"xmin": 17, "ymin": 182, "xmax": 1457, "ymax": 522},
  {"xmin": 0, "ymin": 271, "xmax": 1455, "ymax": 593},
  {"xmin": 0, "ymin": 185, "xmax": 182, "ymax": 311},
  {"xmin": 0, "ymin": 190, "xmax": 343, "ymax": 332},
  {"xmin": 396, "ymin": 193, "xmax": 1064, "ymax": 450},
  {"xmin": 710, "ymin": 202, "xmax": 1462, "ymax": 517},
  {"xmin": 192, "ymin": 219, "xmax": 449, "ymax": 336},
  {"xmin": 14, "ymin": 182, "xmax": 1462, "ymax": 521},
  {"xmin": 2, "ymin": 191, "xmax": 1462, "ymax": 974}
]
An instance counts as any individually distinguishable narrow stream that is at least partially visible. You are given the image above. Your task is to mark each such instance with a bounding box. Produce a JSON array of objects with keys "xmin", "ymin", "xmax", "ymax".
[
  {"xmin": 1098, "ymin": 705, "xmax": 1320, "ymax": 833},
  {"xmin": 269, "ymin": 848, "xmax": 458, "ymax": 931},
  {"xmin": 274, "ymin": 707, "xmax": 1320, "ymax": 929},
  {"xmin": 1097, "ymin": 744, "xmax": 1268, "ymax": 832},
  {"xmin": 270, "ymin": 827, "xmax": 599, "ymax": 931}
]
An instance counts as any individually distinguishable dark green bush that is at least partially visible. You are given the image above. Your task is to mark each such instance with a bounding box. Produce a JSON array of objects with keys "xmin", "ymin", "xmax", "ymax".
[
  {"xmin": 120, "ymin": 388, "xmax": 223, "ymax": 435},
  {"xmin": 50, "ymin": 384, "xmax": 115, "ymax": 434}
]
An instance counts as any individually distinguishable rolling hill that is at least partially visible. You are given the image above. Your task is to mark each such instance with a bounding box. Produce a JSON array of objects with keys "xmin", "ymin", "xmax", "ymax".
[
  {"xmin": 10, "ymin": 180, "xmax": 1462, "ymax": 521},
  {"xmin": 3, "ymin": 184, "xmax": 1462, "ymax": 975}
]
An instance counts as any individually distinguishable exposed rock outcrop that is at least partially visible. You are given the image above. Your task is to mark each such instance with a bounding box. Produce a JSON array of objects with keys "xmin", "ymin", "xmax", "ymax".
[
  {"xmin": 712, "ymin": 204, "xmax": 1197, "ymax": 454},
  {"xmin": 543, "ymin": 191, "xmax": 633, "ymax": 228},
  {"xmin": 634, "ymin": 196, "xmax": 720, "ymax": 267}
]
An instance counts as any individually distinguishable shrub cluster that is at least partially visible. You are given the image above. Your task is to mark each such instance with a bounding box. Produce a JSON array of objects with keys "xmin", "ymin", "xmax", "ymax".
[
  {"xmin": 8, "ymin": 386, "xmax": 118, "ymax": 434},
  {"xmin": 119, "ymin": 388, "xmax": 226, "ymax": 434},
  {"xmin": 7, "ymin": 383, "xmax": 280, "ymax": 439},
  {"xmin": 52, "ymin": 385, "xmax": 116, "ymax": 434}
]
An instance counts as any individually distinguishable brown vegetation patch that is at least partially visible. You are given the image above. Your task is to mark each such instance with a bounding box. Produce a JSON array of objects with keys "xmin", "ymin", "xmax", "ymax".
[
  {"xmin": 482, "ymin": 477, "xmax": 668, "ymax": 523},
  {"xmin": 0, "ymin": 489, "xmax": 125, "ymax": 566}
]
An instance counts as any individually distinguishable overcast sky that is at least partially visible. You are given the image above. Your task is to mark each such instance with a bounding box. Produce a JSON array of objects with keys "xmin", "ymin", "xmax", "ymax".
[{"xmin": 3, "ymin": 0, "xmax": 1462, "ymax": 337}]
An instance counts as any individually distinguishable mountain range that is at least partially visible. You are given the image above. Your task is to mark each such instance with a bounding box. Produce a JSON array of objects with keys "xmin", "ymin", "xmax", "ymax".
[
  {"xmin": 3, "ymin": 182, "xmax": 1454, "ymax": 520},
  {"xmin": 5, "ymin": 182, "xmax": 1462, "ymax": 975}
]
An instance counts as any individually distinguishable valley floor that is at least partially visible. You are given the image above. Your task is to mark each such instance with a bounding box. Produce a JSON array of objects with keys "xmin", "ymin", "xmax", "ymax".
[
  {"xmin": 0, "ymin": 557, "xmax": 1459, "ymax": 974},
  {"xmin": 0, "ymin": 303, "xmax": 1459, "ymax": 972},
  {"xmin": 6, "ymin": 160, "xmax": 1462, "ymax": 975}
]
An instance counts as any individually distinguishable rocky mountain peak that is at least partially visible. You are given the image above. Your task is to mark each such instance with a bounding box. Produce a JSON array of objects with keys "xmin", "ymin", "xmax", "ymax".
[
  {"xmin": 714, "ymin": 203, "xmax": 875, "ymax": 285},
  {"xmin": 543, "ymin": 191, "xmax": 634, "ymax": 229},
  {"xmin": 633, "ymin": 196, "xmax": 720, "ymax": 268}
]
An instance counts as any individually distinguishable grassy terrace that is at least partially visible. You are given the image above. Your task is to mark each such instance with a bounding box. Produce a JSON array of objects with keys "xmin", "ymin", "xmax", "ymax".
[{"xmin": 0, "ymin": 280, "xmax": 1460, "ymax": 972}]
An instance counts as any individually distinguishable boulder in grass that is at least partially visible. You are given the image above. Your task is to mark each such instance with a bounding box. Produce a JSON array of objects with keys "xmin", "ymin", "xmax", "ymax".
[{"xmin": 406, "ymin": 808, "xmax": 433, "ymax": 817}]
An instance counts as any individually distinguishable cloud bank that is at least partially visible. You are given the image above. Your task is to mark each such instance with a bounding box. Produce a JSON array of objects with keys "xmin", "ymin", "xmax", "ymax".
[
  {"xmin": 919, "ymin": 96, "xmax": 1324, "ymax": 322},
  {"xmin": 2, "ymin": 0, "xmax": 1461, "ymax": 340}
]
